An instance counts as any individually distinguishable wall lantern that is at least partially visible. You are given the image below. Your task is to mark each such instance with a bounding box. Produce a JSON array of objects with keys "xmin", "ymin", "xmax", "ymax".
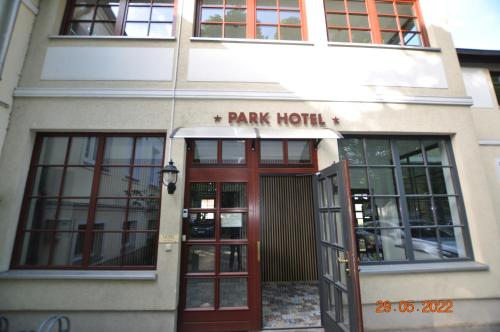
[{"xmin": 162, "ymin": 160, "xmax": 179, "ymax": 194}]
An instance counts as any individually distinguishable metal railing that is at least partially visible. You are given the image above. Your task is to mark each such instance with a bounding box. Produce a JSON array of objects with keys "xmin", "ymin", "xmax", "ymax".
[
  {"xmin": 36, "ymin": 315, "xmax": 70, "ymax": 332},
  {"xmin": 0, "ymin": 316, "xmax": 8, "ymax": 332}
]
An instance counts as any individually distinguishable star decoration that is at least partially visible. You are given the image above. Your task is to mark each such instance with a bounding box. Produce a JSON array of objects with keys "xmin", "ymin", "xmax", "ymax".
[
  {"xmin": 332, "ymin": 116, "xmax": 340, "ymax": 125},
  {"xmin": 214, "ymin": 115, "xmax": 222, "ymax": 123}
]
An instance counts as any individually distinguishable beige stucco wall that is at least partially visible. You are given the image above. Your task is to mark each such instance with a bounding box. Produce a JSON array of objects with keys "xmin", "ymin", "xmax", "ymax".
[
  {"xmin": 0, "ymin": 1, "xmax": 37, "ymax": 158},
  {"xmin": 1, "ymin": 0, "xmax": 500, "ymax": 331}
]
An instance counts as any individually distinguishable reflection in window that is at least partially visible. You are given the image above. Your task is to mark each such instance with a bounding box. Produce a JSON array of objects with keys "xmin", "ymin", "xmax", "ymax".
[
  {"xmin": 193, "ymin": 140, "xmax": 218, "ymax": 164},
  {"xmin": 340, "ymin": 137, "xmax": 470, "ymax": 263},
  {"xmin": 260, "ymin": 141, "xmax": 284, "ymax": 164},
  {"xmin": 15, "ymin": 134, "xmax": 165, "ymax": 269},
  {"xmin": 222, "ymin": 140, "xmax": 246, "ymax": 164},
  {"xmin": 63, "ymin": 0, "xmax": 175, "ymax": 37}
]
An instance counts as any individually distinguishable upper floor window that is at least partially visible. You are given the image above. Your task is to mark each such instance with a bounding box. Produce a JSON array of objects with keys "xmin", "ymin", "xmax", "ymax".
[
  {"xmin": 491, "ymin": 72, "xmax": 500, "ymax": 105},
  {"xmin": 195, "ymin": 0, "xmax": 306, "ymax": 40},
  {"xmin": 61, "ymin": 0, "xmax": 175, "ymax": 37},
  {"xmin": 11, "ymin": 133, "xmax": 165, "ymax": 269},
  {"xmin": 324, "ymin": 0, "xmax": 427, "ymax": 46}
]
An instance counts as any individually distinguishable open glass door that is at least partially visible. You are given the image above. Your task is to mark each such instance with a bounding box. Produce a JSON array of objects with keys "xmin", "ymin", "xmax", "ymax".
[{"xmin": 314, "ymin": 161, "xmax": 364, "ymax": 332}]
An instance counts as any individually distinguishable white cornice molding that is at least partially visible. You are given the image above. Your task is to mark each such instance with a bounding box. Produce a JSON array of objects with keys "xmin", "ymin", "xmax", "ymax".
[
  {"xmin": 13, "ymin": 88, "xmax": 474, "ymax": 106},
  {"xmin": 479, "ymin": 140, "xmax": 500, "ymax": 146},
  {"xmin": 21, "ymin": 0, "xmax": 38, "ymax": 15}
]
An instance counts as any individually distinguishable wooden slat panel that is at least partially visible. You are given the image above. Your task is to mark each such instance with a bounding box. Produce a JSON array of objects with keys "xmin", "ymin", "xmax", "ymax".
[{"xmin": 261, "ymin": 175, "xmax": 318, "ymax": 282}]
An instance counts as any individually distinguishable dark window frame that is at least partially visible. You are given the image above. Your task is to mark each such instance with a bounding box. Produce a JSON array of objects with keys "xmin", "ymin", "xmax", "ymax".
[
  {"xmin": 339, "ymin": 135, "xmax": 474, "ymax": 265},
  {"xmin": 60, "ymin": 0, "xmax": 176, "ymax": 37},
  {"xmin": 194, "ymin": 0, "xmax": 308, "ymax": 41},
  {"xmin": 324, "ymin": 0, "xmax": 429, "ymax": 47},
  {"xmin": 491, "ymin": 71, "xmax": 500, "ymax": 105},
  {"xmin": 11, "ymin": 132, "xmax": 166, "ymax": 270}
]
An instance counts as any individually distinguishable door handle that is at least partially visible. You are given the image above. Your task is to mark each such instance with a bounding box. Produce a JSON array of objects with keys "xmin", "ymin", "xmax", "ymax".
[
  {"xmin": 338, "ymin": 257, "xmax": 349, "ymax": 264},
  {"xmin": 257, "ymin": 241, "xmax": 260, "ymax": 262}
]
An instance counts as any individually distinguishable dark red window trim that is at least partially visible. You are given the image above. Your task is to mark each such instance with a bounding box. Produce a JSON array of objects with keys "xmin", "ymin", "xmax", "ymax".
[{"xmin": 11, "ymin": 132, "xmax": 166, "ymax": 270}]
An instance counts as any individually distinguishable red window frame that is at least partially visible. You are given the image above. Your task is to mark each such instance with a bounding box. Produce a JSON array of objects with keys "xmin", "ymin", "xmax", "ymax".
[
  {"xmin": 60, "ymin": 0, "xmax": 176, "ymax": 37},
  {"xmin": 11, "ymin": 133, "xmax": 166, "ymax": 270},
  {"xmin": 195, "ymin": 0, "xmax": 308, "ymax": 41},
  {"xmin": 324, "ymin": 0, "xmax": 429, "ymax": 46}
]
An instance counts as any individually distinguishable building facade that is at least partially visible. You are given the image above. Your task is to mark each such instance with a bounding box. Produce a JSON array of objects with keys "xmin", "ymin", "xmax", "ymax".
[{"xmin": 0, "ymin": 0, "xmax": 499, "ymax": 331}]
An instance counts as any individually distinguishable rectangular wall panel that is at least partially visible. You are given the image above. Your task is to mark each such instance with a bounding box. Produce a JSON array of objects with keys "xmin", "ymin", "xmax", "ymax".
[
  {"xmin": 188, "ymin": 45, "xmax": 448, "ymax": 88},
  {"xmin": 41, "ymin": 47, "xmax": 174, "ymax": 81}
]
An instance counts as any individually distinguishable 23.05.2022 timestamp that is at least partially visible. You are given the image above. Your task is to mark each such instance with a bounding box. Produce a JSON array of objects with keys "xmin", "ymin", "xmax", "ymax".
[{"xmin": 375, "ymin": 300, "xmax": 454, "ymax": 313}]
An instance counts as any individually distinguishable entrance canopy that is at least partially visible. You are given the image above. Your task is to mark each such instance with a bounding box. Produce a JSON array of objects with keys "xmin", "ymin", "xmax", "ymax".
[{"xmin": 170, "ymin": 127, "xmax": 343, "ymax": 139}]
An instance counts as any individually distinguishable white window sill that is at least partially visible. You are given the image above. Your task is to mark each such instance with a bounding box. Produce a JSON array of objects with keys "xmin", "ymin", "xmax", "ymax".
[
  {"xmin": 49, "ymin": 35, "xmax": 176, "ymax": 41},
  {"xmin": 190, "ymin": 37, "xmax": 314, "ymax": 46},
  {"xmin": 327, "ymin": 41, "xmax": 441, "ymax": 52},
  {"xmin": 0, "ymin": 270, "xmax": 157, "ymax": 280},
  {"xmin": 360, "ymin": 261, "xmax": 489, "ymax": 275}
]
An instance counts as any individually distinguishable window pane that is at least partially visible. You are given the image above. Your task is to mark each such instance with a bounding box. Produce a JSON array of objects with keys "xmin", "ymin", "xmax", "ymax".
[
  {"xmin": 356, "ymin": 228, "xmax": 379, "ymax": 261},
  {"xmin": 190, "ymin": 183, "xmax": 216, "ymax": 208},
  {"xmin": 257, "ymin": 25, "xmax": 278, "ymax": 39},
  {"xmin": 220, "ymin": 278, "xmax": 247, "ymax": 307},
  {"xmin": 411, "ymin": 227, "xmax": 440, "ymax": 260},
  {"xmin": 379, "ymin": 16, "xmax": 398, "ymax": 30},
  {"xmin": 368, "ymin": 168, "xmax": 396, "ymax": 195},
  {"xmin": 353, "ymin": 195, "xmax": 372, "ymax": 227},
  {"xmin": 280, "ymin": 11, "xmax": 301, "ymax": 24},
  {"xmin": 225, "ymin": 8, "xmax": 246, "ymax": 22},
  {"xmin": 150, "ymin": 22, "xmax": 172, "ymax": 36},
  {"xmin": 88, "ymin": 231, "xmax": 121, "ymax": 265},
  {"xmin": 397, "ymin": 140, "xmax": 423, "ymax": 165},
  {"xmin": 202, "ymin": 0, "xmax": 222, "ymax": 4},
  {"xmin": 130, "ymin": 167, "xmax": 162, "ymax": 197},
  {"xmin": 260, "ymin": 141, "xmax": 283, "ymax": 163},
  {"xmin": 334, "ymin": 212, "xmax": 344, "ymax": 246},
  {"xmin": 407, "ymin": 197, "xmax": 433, "ymax": 226},
  {"xmin": 351, "ymin": 30, "xmax": 371, "ymax": 43},
  {"xmin": 20, "ymin": 231, "xmax": 84, "ymax": 266},
  {"xmin": 103, "ymin": 137, "xmax": 134, "ymax": 165},
  {"xmin": 68, "ymin": 137, "xmax": 98, "ymax": 165},
  {"xmin": 365, "ymin": 139, "xmax": 392, "ymax": 165},
  {"xmin": 69, "ymin": 22, "xmax": 92, "ymax": 35},
  {"xmin": 220, "ymin": 245, "xmax": 247, "ymax": 272},
  {"xmin": 221, "ymin": 213, "xmax": 247, "ymax": 239},
  {"xmin": 98, "ymin": 167, "xmax": 131, "ymax": 196},
  {"xmin": 288, "ymin": 141, "xmax": 310, "ymax": 162},
  {"xmin": 72, "ymin": 6, "xmax": 95, "ymax": 20},
  {"xmin": 222, "ymin": 140, "xmax": 245, "ymax": 164},
  {"xmin": 424, "ymin": 140, "xmax": 449, "ymax": 165},
  {"xmin": 397, "ymin": 3, "xmax": 414, "ymax": 16},
  {"xmin": 92, "ymin": 22, "xmax": 116, "ymax": 35},
  {"xmin": 200, "ymin": 23, "xmax": 222, "ymax": 37},
  {"xmin": 434, "ymin": 197, "xmax": 461, "ymax": 226},
  {"xmin": 39, "ymin": 137, "xmax": 69, "ymax": 165},
  {"xmin": 189, "ymin": 212, "xmax": 215, "ymax": 239},
  {"xmin": 25, "ymin": 198, "xmax": 58, "ymax": 230},
  {"xmin": 227, "ymin": 0, "xmax": 245, "ymax": 5},
  {"xmin": 151, "ymin": 7, "xmax": 173, "ymax": 21},
  {"xmin": 257, "ymin": 0, "xmax": 277, "ymax": 7},
  {"xmin": 376, "ymin": 2, "xmax": 394, "ymax": 15},
  {"xmin": 429, "ymin": 167, "xmax": 454, "ymax": 194},
  {"xmin": 403, "ymin": 32, "xmax": 421, "ymax": 46},
  {"xmin": 380, "ymin": 228, "xmax": 407, "ymax": 261},
  {"xmin": 325, "ymin": 0, "xmax": 345, "ymax": 11},
  {"xmin": 349, "ymin": 168, "xmax": 369, "ymax": 195},
  {"xmin": 328, "ymin": 28, "xmax": 349, "ymax": 42},
  {"xmin": 122, "ymin": 232, "xmax": 156, "ymax": 265},
  {"xmin": 399, "ymin": 17, "xmax": 417, "ymax": 31},
  {"xmin": 95, "ymin": 198, "xmax": 127, "ymax": 230},
  {"xmin": 402, "ymin": 167, "xmax": 429, "ymax": 194},
  {"xmin": 202, "ymin": 8, "xmax": 223, "ymax": 22},
  {"xmin": 280, "ymin": 0, "xmax": 299, "ymax": 8},
  {"xmin": 346, "ymin": 0, "xmax": 364, "ymax": 12},
  {"xmin": 440, "ymin": 227, "xmax": 467, "ymax": 258},
  {"xmin": 349, "ymin": 14, "xmax": 369, "ymax": 28},
  {"xmin": 62, "ymin": 167, "xmax": 94, "ymax": 196},
  {"xmin": 221, "ymin": 183, "xmax": 246, "ymax": 208},
  {"xmin": 256, "ymin": 10, "xmax": 278, "ymax": 23},
  {"xmin": 96, "ymin": 6, "xmax": 119, "ymax": 20},
  {"xmin": 374, "ymin": 197, "xmax": 401, "ymax": 227},
  {"xmin": 381, "ymin": 31, "xmax": 400, "ymax": 45},
  {"xmin": 194, "ymin": 140, "xmax": 218, "ymax": 164},
  {"xmin": 134, "ymin": 137, "xmax": 164, "ymax": 165},
  {"xmin": 188, "ymin": 245, "xmax": 215, "ymax": 272},
  {"xmin": 128, "ymin": 199, "xmax": 160, "ymax": 230},
  {"xmin": 280, "ymin": 26, "xmax": 301, "ymax": 40},
  {"xmin": 325, "ymin": 281, "xmax": 336, "ymax": 320},
  {"xmin": 225, "ymin": 24, "xmax": 246, "ymax": 38},
  {"xmin": 124, "ymin": 22, "xmax": 149, "ymax": 36},
  {"xmin": 186, "ymin": 279, "xmax": 214, "ymax": 308},
  {"xmin": 340, "ymin": 138, "xmax": 365, "ymax": 164},
  {"xmin": 327, "ymin": 13, "xmax": 347, "ymax": 26},
  {"xmin": 32, "ymin": 167, "xmax": 64, "ymax": 196},
  {"xmin": 127, "ymin": 6, "xmax": 151, "ymax": 21}
]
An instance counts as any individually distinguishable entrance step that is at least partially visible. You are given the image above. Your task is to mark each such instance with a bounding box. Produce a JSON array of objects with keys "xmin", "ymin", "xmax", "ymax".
[{"xmin": 259, "ymin": 329, "xmax": 324, "ymax": 332}]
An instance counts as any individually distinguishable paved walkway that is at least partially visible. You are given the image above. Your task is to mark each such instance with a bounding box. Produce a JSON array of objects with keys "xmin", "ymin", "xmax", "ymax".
[{"xmin": 258, "ymin": 324, "xmax": 500, "ymax": 332}]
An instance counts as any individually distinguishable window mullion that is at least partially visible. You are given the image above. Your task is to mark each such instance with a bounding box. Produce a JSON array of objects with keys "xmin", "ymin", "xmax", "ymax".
[
  {"xmin": 247, "ymin": 0, "xmax": 256, "ymax": 39},
  {"xmin": 115, "ymin": 0, "xmax": 128, "ymax": 36},
  {"xmin": 391, "ymin": 139, "xmax": 415, "ymax": 261},
  {"xmin": 366, "ymin": 0, "xmax": 381, "ymax": 44},
  {"xmin": 82, "ymin": 135, "xmax": 106, "ymax": 267}
]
